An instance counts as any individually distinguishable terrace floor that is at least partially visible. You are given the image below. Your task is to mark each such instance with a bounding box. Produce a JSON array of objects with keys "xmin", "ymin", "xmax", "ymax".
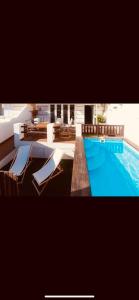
[
  {"xmin": 23, "ymin": 134, "xmax": 47, "ymax": 141},
  {"xmin": 1, "ymin": 158, "xmax": 73, "ymax": 197},
  {"xmin": 23, "ymin": 135, "xmax": 75, "ymax": 143}
]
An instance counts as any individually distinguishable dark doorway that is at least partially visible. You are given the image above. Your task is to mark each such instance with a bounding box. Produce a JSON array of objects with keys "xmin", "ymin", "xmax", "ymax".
[
  {"xmin": 63, "ymin": 104, "xmax": 68, "ymax": 124},
  {"xmin": 85, "ymin": 105, "xmax": 93, "ymax": 124},
  {"xmin": 70, "ymin": 104, "xmax": 75, "ymax": 124},
  {"xmin": 57, "ymin": 104, "xmax": 61, "ymax": 118},
  {"xmin": 50, "ymin": 105, "xmax": 55, "ymax": 123}
]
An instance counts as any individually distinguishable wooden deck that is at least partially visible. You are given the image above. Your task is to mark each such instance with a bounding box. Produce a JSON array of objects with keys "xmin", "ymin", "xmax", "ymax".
[
  {"xmin": 71, "ymin": 137, "xmax": 90, "ymax": 196},
  {"xmin": 0, "ymin": 136, "xmax": 15, "ymax": 160},
  {"xmin": 23, "ymin": 135, "xmax": 75, "ymax": 144},
  {"xmin": 23, "ymin": 134, "xmax": 47, "ymax": 141},
  {"xmin": 0, "ymin": 158, "xmax": 73, "ymax": 197}
]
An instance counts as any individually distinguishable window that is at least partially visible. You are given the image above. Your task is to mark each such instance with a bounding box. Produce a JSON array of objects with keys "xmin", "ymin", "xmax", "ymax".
[
  {"xmin": 63, "ymin": 105, "xmax": 68, "ymax": 124},
  {"xmin": 57, "ymin": 105, "xmax": 61, "ymax": 118},
  {"xmin": 70, "ymin": 105, "xmax": 75, "ymax": 124},
  {"xmin": 50, "ymin": 105, "xmax": 55, "ymax": 123}
]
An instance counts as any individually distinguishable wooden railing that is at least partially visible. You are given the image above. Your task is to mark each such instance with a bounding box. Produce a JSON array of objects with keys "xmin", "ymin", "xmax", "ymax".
[
  {"xmin": 21, "ymin": 124, "xmax": 47, "ymax": 134},
  {"xmin": 54, "ymin": 125, "xmax": 76, "ymax": 141},
  {"xmin": 82, "ymin": 124, "xmax": 124, "ymax": 137}
]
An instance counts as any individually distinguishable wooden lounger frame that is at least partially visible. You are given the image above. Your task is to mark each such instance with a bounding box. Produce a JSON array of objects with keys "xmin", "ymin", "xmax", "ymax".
[{"xmin": 32, "ymin": 154, "xmax": 63, "ymax": 196}]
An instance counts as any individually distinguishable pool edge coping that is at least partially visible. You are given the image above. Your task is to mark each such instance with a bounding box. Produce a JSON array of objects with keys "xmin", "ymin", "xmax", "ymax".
[{"xmin": 71, "ymin": 137, "xmax": 91, "ymax": 197}]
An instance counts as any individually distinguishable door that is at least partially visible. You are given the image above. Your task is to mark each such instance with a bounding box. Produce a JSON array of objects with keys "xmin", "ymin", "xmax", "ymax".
[
  {"xmin": 50, "ymin": 105, "xmax": 55, "ymax": 123},
  {"xmin": 85, "ymin": 105, "xmax": 93, "ymax": 124},
  {"xmin": 63, "ymin": 104, "xmax": 68, "ymax": 124},
  {"xmin": 70, "ymin": 104, "xmax": 75, "ymax": 124}
]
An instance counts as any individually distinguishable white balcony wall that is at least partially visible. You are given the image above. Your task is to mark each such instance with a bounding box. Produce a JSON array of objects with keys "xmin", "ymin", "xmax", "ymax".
[
  {"xmin": 0, "ymin": 105, "xmax": 31, "ymax": 143},
  {"xmin": 3, "ymin": 103, "xmax": 26, "ymax": 117}
]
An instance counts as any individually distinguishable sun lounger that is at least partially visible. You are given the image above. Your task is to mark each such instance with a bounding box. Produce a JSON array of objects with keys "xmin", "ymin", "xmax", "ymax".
[
  {"xmin": 32, "ymin": 148, "xmax": 64, "ymax": 196},
  {"xmin": 0, "ymin": 144, "xmax": 32, "ymax": 195},
  {"xmin": 10, "ymin": 144, "xmax": 32, "ymax": 178}
]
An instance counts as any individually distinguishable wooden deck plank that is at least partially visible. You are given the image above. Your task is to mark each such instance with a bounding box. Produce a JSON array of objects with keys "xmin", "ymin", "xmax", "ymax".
[{"xmin": 71, "ymin": 137, "xmax": 90, "ymax": 196}]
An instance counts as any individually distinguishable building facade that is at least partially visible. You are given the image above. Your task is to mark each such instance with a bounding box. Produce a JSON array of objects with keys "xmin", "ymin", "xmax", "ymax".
[
  {"xmin": 1, "ymin": 103, "xmax": 107, "ymax": 124},
  {"xmin": 34, "ymin": 103, "xmax": 106, "ymax": 124}
]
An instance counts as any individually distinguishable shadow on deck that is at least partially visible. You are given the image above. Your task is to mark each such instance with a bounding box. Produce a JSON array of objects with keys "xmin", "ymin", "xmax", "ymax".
[{"xmin": 1, "ymin": 158, "xmax": 73, "ymax": 197}]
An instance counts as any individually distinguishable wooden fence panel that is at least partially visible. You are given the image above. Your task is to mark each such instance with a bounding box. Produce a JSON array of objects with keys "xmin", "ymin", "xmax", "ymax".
[{"xmin": 82, "ymin": 124, "xmax": 124, "ymax": 137}]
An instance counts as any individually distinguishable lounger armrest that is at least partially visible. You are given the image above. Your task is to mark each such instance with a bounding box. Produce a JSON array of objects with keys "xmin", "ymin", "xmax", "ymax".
[{"xmin": 10, "ymin": 150, "xmax": 17, "ymax": 169}]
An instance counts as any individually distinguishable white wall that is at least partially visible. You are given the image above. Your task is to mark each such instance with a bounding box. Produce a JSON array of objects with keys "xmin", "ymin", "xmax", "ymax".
[
  {"xmin": 124, "ymin": 104, "xmax": 139, "ymax": 146},
  {"xmin": 105, "ymin": 104, "xmax": 124, "ymax": 125},
  {"xmin": 0, "ymin": 120, "xmax": 13, "ymax": 143},
  {"xmin": 0, "ymin": 105, "xmax": 31, "ymax": 143},
  {"xmin": 3, "ymin": 103, "xmax": 26, "ymax": 117},
  {"xmin": 105, "ymin": 103, "xmax": 139, "ymax": 147}
]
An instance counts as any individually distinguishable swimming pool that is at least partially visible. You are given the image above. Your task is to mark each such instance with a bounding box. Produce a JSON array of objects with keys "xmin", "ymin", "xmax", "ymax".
[{"xmin": 84, "ymin": 138, "xmax": 139, "ymax": 196}]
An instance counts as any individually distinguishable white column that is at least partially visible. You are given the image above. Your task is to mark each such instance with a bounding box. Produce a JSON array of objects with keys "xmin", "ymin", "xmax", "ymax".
[
  {"xmin": 83, "ymin": 104, "xmax": 85, "ymax": 124},
  {"xmin": 73, "ymin": 104, "xmax": 75, "ymax": 124},
  {"xmin": 75, "ymin": 105, "xmax": 77, "ymax": 124},
  {"xmin": 61, "ymin": 104, "xmax": 64, "ymax": 123},
  {"xmin": 68, "ymin": 104, "xmax": 70, "ymax": 124},
  {"xmin": 54, "ymin": 104, "xmax": 57, "ymax": 122},
  {"xmin": 47, "ymin": 123, "xmax": 55, "ymax": 143},
  {"xmin": 48, "ymin": 104, "xmax": 51, "ymax": 123},
  {"xmin": 95, "ymin": 104, "xmax": 98, "ymax": 124},
  {"xmin": 14, "ymin": 123, "xmax": 25, "ymax": 147},
  {"xmin": 92, "ymin": 105, "xmax": 95, "ymax": 124},
  {"xmin": 14, "ymin": 123, "xmax": 25, "ymax": 140},
  {"xmin": 76, "ymin": 124, "xmax": 82, "ymax": 137}
]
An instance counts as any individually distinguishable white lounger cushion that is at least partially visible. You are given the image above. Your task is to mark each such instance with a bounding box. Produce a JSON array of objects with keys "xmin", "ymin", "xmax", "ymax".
[
  {"xmin": 33, "ymin": 148, "xmax": 63, "ymax": 186},
  {"xmin": 10, "ymin": 145, "xmax": 31, "ymax": 176}
]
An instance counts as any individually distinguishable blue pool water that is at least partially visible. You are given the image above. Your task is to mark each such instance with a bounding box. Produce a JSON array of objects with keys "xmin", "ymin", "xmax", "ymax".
[{"xmin": 84, "ymin": 138, "xmax": 139, "ymax": 196}]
